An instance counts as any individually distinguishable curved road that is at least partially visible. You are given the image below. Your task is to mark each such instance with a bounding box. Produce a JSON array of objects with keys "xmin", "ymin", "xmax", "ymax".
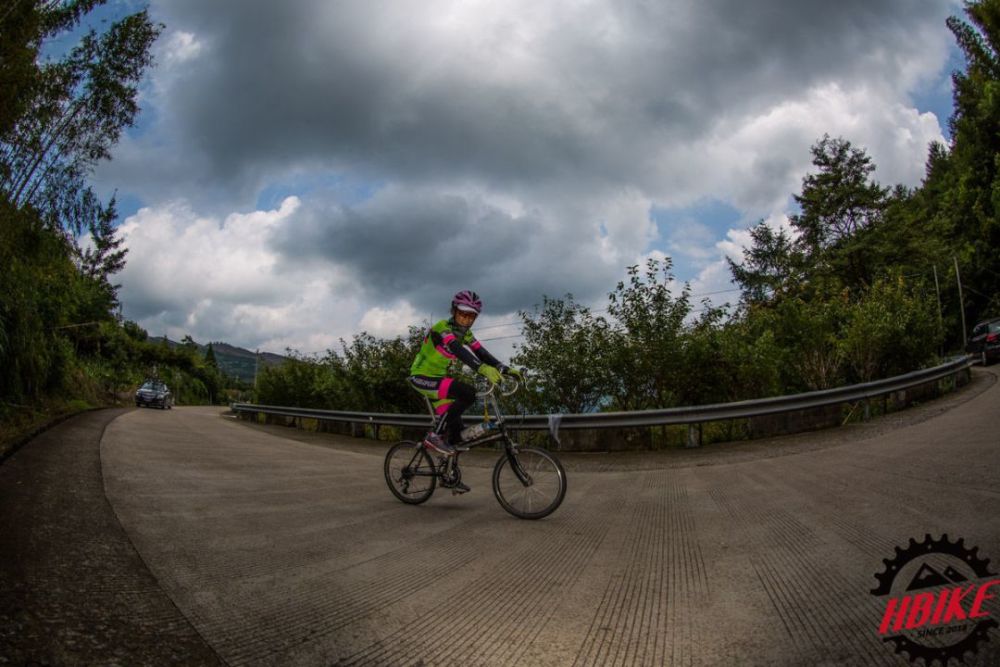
[{"xmin": 3, "ymin": 369, "xmax": 1000, "ymax": 666}]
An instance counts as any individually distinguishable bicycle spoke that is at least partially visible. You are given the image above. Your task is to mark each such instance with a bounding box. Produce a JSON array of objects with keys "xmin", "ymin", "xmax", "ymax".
[
  {"xmin": 384, "ymin": 441, "xmax": 437, "ymax": 504},
  {"xmin": 492, "ymin": 447, "xmax": 566, "ymax": 519}
]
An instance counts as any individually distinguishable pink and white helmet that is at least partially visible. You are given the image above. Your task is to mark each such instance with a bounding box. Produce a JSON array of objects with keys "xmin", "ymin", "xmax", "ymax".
[{"xmin": 452, "ymin": 290, "xmax": 483, "ymax": 314}]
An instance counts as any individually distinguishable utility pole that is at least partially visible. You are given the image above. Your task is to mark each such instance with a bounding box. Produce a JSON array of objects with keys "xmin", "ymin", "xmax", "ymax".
[
  {"xmin": 933, "ymin": 264, "xmax": 944, "ymax": 355},
  {"xmin": 254, "ymin": 349, "xmax": 260, "ymax": 394},
  {"xmin": 954, "ymin": 256, "xmax": 967, "ymax": 347}
]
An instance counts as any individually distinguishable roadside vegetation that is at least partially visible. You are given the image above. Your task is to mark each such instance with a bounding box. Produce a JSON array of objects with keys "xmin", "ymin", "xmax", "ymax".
[
  {"xmin": 2, "ymin": 1, "xmax": 999, "ymax": 452},
  {"xmin": 0, "ymin": 2, "xmax": 239, "ymax": 455}
]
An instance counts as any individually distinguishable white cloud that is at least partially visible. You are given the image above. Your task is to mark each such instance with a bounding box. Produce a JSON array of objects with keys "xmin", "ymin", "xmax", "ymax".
[
  {"xmin": 651, "ymin": 82, "xmax": 946, "ymax": 219},
  {"xmin": 163, "ymin": 30, "xmax": 203, "ymax": 65},
  {"xmin": 116, "ymin": 197, "xmax": 365, "ymax": 351},
  {"xmin": 93, "ymin": 0, "xmax": 961, "ymax": 353},
  {"xmin": 666, "ymin": 220, "xmax": 718, "ymax": 264},
  {"xmin": 647, "ymin": 82, "xmax": 947, "ymax": 307},
  {"xmin": 717, "ymin": 212, "xmax": 794, "ymax": 266},
  {"xmin": 358, "ymin": 303, "xmax": 422, "ymax": 339},
  {"xmin": 117, "ymin": 197, "xmax": 299, "ymax": 307},
  {"xmin": 690, "ymin": 260, "xmax": 740, "ymax": 307}
]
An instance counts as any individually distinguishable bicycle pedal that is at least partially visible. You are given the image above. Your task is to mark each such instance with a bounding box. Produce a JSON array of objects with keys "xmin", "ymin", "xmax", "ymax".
[{"xmin": 451, "ymin": 487, "xmax": 471, "ymax": 495}]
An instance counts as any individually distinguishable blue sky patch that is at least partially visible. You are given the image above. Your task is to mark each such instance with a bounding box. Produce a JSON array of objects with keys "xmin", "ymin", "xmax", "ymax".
[
  {"xmin": 911, "ymin": 44, "xmax": 965, "ymax": 141},
  {"xmin": 255, "ymin": 173, "xmax": 384, "ymax": 212},
  {"xmin": 650, "ymin": 199, "xmax": 743, "ymax": 278}
]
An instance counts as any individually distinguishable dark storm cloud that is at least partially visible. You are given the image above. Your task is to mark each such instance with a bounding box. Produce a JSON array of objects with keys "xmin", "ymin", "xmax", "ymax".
[
  {"xmin": 273, "ymin": 187, "xmax": 611, "ymax": 313},
  {"xmin": 103, "ymin": 0, "xmax": 956, "ymax": 349},
  {"xmin": 140, "ymin": 0, "xmax": 951, "ymax": 200}
]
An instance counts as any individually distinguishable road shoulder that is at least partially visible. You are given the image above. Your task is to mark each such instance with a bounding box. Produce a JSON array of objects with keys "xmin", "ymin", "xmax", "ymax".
[{"xmin": 0, "ymin": 408, "xmax": 222, "ymax": 666}]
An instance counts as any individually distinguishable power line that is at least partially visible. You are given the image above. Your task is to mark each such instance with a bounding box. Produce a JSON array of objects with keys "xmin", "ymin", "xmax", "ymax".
[
  {"xmin": 974, "ymin": 264, "xmax": 1000, "ymax": 281},
  {"xmin": 961, "ymin": 284, "xmax": 992, "ymax": 299},
  {"xmin": 479, "ymin": 303, "xmax": 727, "ymax": 342},
  {"xmin": 50, "ymin": 321, "xmax": 101, "ymax": 330},
  {"xmin": 475, "ymin": 287, "xmax": 741, "ymax": 333},
  {"xmin": 479, "ymin": 333, "xmax": 525, "ymax": 342},
  {"xmin": 690, "ymin": 287, "xmax": 742, "ymax": 298}
]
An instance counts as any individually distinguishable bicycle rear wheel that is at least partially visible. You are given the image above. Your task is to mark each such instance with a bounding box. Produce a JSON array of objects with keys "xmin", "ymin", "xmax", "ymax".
[
  {"xmin": 385, "ymin": 440, "xmax": 437, "ymax": 504},
  {"xmin": 492, "ymin": 445, "xmax": 566, "ymax": 519}
]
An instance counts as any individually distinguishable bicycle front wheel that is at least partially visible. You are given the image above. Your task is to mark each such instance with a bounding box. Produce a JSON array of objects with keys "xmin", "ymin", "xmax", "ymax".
[
  {"xmin": 492, "ymin": 445, "xmax": 566, "ymax": 519},
  {"xmin": 385, "ymin": 440, "xmax": 437, "ymax": 504}
]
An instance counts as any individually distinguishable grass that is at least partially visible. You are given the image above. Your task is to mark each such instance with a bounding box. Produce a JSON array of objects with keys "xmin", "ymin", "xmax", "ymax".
[{"xmin": 0, "ymin": 397, "xmax": 99, "ymax": 463}]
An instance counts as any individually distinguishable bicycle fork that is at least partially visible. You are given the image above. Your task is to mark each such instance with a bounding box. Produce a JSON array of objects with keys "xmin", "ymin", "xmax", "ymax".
[{"xmin": 505, "ymin": 449, "xmax": 534, "ymax": 487}]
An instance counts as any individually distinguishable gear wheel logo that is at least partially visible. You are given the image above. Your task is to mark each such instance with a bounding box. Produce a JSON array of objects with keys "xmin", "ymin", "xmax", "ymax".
[{"xmin": 871, "ymin": 534, "xmax": 999, "ymax": 665}]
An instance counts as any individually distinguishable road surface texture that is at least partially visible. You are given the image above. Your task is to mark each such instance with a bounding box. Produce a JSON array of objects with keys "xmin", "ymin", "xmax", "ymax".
[{"xmin": 2, "ymin": 368, "xmax": 999, "ymax": 666}]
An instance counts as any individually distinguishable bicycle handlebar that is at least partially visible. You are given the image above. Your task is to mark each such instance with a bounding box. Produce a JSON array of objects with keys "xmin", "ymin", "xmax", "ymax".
[{"xmin": 475, "ymin": 373, "xmax": 522, "ymax": 398}]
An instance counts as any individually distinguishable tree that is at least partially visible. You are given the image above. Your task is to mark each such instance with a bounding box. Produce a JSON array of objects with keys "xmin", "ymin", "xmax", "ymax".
[
  {"xmin": 727, "ymin": 220, "xmax": 805, "ymax": 307},
  {"xmin": 780, "ymin": 296, "xmax": 849, "ymax": 391},
  {"xmin": 1, "ymin": 2, "xmax": 160, "ymax": 410},
  {"xmin": 181, "ymin": 335, "xmax": 198, "ymax": 353},
  {"xmin": 256, "ymin": 353, "xmax": 332, "ymax": 409},
  {"xmin": 0, "ymin": 199, "xmax": 79, "ymax": 401},
  {"xmin": 338, "ymin": 331, "xmax": 424, "ymax": 413},
  {"xmin": 0, "ymin": 1, "xmax": 105, "ymax": 141},
  {"xmin": 0, "ymin": 1, "xmax": 43, "ymax": 144},
  {"xmin": 792, "ymin": 136, "xmax": 889, "ymax": 251},
  {"xmin": 606, "ymin": 258, "xmax": 692, "ymax": 410},
  {"xmin": 714, "ymin": 314, "xmax": 787, "ymax": 400},
  {"xmin": 2, "ymin": 9, "xmax": 160, "ymax": 220},
  {"xmin": 839, "ymin": 275, "xmax": 941, "ymax": 383},
  {"xmin": 253, "ymin": 328, "xmax": 425, "ymax": 413},
  {"xmin": 511, "ymin": 295, "xmax": 614, "ymax": 414},
  {"xmin": 205, "ymin": 343, "xmax": 218, "ymax": 370},
  {"xmin": 790, "ymin": 135, "xmax": 890, "ymax": 293},
  {"xmin": 943, "ymin": 0, "xmax": 1000, "ymax": 322},
  {"xmin": 123, "ymin": 319, "xmax": 147, "ymax": 342}
]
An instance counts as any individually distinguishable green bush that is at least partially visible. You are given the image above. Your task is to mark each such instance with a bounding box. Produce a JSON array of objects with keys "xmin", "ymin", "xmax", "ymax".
[{"xmin": 839, "ymin": 275, "xmax": 941, "ymax": 382}]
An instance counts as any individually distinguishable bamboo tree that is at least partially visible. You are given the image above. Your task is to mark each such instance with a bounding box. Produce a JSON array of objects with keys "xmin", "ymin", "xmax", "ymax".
[
  {"xmin": 1, "ymin": 6, "xmax": 159, "ymax": 233},
  {"xmin": 1, "ymin": 1, "xmax": 159, "ymax": 409},
  {"xmin": 21, "ymin": 16, "xmax": 157, "ymax": 207}
]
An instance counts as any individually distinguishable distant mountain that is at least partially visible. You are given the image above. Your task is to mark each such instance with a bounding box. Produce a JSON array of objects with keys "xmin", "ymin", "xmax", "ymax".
[
  {"xmin": 148, "ymin": 337, "xmax": 289, "ymax": 383},
  {"xmin": 207, "ymin": 342, "xmax": 289, "ymax": 383}
]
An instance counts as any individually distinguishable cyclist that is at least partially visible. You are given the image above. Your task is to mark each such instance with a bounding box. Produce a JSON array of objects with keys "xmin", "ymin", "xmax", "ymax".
[{"xmin": 408, "ymin": 290, "xmax": 522, "ymax": 471}]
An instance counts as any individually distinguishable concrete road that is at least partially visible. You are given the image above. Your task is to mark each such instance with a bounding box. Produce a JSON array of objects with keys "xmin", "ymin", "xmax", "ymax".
[{"xmin": 4, "ymin": 368, "xmax": 1000, "ymax": 666}]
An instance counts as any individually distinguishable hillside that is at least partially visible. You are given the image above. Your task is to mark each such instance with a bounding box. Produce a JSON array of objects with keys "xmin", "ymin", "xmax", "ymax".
[{"xmin": 149, "ymin": 338, "xmax": 288, "ymax": 383}]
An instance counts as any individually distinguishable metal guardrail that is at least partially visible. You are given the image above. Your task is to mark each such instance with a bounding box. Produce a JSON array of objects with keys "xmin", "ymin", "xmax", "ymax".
[{"xmin": 231, "ymin": 356, "xmax": 973, "ymax": 444}]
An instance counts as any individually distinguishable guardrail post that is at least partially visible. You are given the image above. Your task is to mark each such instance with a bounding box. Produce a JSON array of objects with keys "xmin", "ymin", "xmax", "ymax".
[{"xmin": 686, "ymin": 423, "xmax": 701, "ymax": 448}]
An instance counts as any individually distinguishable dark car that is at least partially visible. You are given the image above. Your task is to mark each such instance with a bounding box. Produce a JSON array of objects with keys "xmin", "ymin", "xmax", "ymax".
[
  {"xmin": 135, "ymin": 380, "xmax": 173, "ymax": 409},
  {"xmin": 966, "ymin": 317, "xmax": 1000, "ymax": 366}
]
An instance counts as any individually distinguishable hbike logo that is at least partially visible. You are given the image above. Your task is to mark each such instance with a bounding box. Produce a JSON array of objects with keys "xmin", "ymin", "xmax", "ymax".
[{"xmin": 871, "ymin": 534, "xmax": 999, "ymax": 665}]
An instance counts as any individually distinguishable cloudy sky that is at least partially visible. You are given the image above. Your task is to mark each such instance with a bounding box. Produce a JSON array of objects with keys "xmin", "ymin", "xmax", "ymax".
[{"xmin": 84, "ymin": 0, "xmax": 964, "ymax": 357}]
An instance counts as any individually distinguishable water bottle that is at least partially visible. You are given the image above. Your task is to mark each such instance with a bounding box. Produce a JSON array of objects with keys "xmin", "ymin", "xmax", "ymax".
[{"xmin": 460, "ymin": 421, "xmax": 495, "ymax": 442}]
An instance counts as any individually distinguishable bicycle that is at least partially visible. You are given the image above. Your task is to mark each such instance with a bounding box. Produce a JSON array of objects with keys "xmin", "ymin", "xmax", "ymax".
[{"xmin": 383, "ymin": 375, "xmax": 567, "ymax": 520}]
